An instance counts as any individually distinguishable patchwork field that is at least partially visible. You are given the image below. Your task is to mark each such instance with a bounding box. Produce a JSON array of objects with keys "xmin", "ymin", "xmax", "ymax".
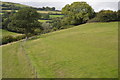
[
  {"xmin": 38, "ymin": 20, "xmax": 51, "ymax": 23},
  {"xmin": 37, "ymin": 11, "xmax": 61, "ymax": 14},
  {"xmin": 2, "ymin": 22, "xmax": 118, "ymax": 78},
  {"xmin": 49, "ymin": 15, "xmax": 64, "ymax": 18}
]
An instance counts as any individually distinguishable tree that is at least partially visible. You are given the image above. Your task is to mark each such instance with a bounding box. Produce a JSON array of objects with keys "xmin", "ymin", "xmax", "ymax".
[
  {"xmin": 62, "ymin": 2, "xmax": 95, "ymax": 25},
  {"xmin": 8, "ymin": 8, "xmax": 42, "ymax": 39},
  {"xmin": 2, "ymin": 11, "xmax": 15, "ymax": 29},
  {"xmin": 88, "ymin": 10, "xmax": 118, "ymax": 22}
]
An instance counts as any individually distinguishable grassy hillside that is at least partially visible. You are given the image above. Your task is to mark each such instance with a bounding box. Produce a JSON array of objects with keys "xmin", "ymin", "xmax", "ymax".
[
  {"xmin": 2, "ymin": 22, "xmax": 118, "ymax": 78},
  {"xmin": 0, "ymin": 29, "xmax": 19, "ymax": 37},
  {"xmin": 1, "ymin": 1, "xmax": 29, "ymax": 8}
]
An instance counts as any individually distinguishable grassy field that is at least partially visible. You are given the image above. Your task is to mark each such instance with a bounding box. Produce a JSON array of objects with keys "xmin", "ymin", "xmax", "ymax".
[
  {"xmin": 38, "ymin": 20, "xmax": 51, "ymax": 23},
  {"xmin": 37, "ymin": 11, "xmax": 61, "ymax": 14},
  {"xmin": 0, "ymin": 29, "xmax": 19, "ymax": 37},
  {"xmin": 49, "ymin": 15, "xmax": 64, "ymax": 18},
  {"xmin": 2, "ymin": 22, "xmax": 118, "ymax": 78},
  {"xmin": 2, "ymin": 1, "xmax": 29, "ymax": 8}
]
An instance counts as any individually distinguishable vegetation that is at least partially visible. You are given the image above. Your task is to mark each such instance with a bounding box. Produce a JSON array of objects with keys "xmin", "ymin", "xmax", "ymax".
[
  {"xmin": 0, "ymin": 29, "xmax": 26, "ymax": 45},
  {"xmin": 1, "ymin": 34, "xmax": 26, "ymax": 45},
  {"xmin": 37, "ymin": 11, "xmax": 61, "ymax": 14},
  {"xmin": 8, "ymin": 8, "xmax": 42, "ymax": 38},
  {"xmin": 33, "ymin": 6, "xmax": 56, "ymax": 11},
  {"xmin": 0, "ymin": 29, "xmax": 18, "ymax": 37},
  {"xmin": 49, "ymin": 15, "xmax": 64, "ymax": 18},
  {"xmin": 1, "ymin": 1, "xmax": 119, "ymax": 78},
  {"xmin": 62, "ymin": 2, "xmax": 95, "ymax": 25},
  {"xmin": 1, "ymin": 1, "xmax": 29, "ymax": 10},
  {"xmin": 2, "ymin": 42, "xmax": 36, "ymax": 78},
  {"xmin": 2, "ymin": 22, "xmax": 118, "ymax": 78},
  {"xmin": 88, "ymin": 10, "xmax": 118, "ymax": 22},
  {"xmin": 38, "ymin": 20, "xmax": 50, "ymax": 22}
]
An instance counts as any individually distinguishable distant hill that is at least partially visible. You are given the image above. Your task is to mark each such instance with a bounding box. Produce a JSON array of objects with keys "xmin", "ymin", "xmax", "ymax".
[
  {"xmin": 1, "ymin": 1, "xmax": 56, "ymax": 11},
  {"xmin": 1, "ymin": 1, "xmax": 30, "ymax": 10}
]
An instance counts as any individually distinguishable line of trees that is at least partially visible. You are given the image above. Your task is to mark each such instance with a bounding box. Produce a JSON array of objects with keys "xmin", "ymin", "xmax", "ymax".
[
  {"xmin": 33, "ymin": 7, "xmax": 55, "ymax": 11},
  {"xmin": 88, "ymin": 10, "xmax": 119, "ymax": 22}
]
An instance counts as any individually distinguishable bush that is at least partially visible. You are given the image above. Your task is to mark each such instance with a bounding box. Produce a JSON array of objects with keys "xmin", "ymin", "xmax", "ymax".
[
  {"xmin": 2, "ymin": 35, "xmax": 14, "ymax": 44},
  {"xmin": 88, "ymin": 10, "xmax": 118, "ymax": 23},
  {"xmin": 1, "ymin": 34, "xmax": 26, "ymax": 45}
]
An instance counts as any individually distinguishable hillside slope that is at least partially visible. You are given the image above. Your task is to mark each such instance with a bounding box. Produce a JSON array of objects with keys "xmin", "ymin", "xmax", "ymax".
[
  {"xmin": 1, "ymin": 1, "xmax": 30, "ymax": 10},
  {"xmin": 2, "ymin": 22, "xmax": 118, "ymax": 78}
]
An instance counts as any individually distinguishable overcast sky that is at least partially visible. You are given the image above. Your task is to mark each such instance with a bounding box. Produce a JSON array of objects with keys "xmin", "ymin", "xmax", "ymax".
[{"xmin": 1, "ymin": 0, "xmax": 120, "ymax": 12}]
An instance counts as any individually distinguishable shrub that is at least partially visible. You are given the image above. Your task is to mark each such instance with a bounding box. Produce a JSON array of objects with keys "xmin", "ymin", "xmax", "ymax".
[
  {"xmin": 2, "ymin": 35, "xmax": 14, "ymax": 44},
  {"xmin": 1, "ymin": 34, "xmax": 26, "ymax": 45},
  {"xmin": 88, "ymin": 10, "xmax": 118, "ymax": 23}
]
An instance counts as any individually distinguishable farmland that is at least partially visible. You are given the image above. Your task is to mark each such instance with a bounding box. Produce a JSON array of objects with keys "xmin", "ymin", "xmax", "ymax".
[
  {"xmin": 2, "ymin": 22, "xmax": 118, "ymax": 78},
  {"xmin": 49, "ymin": 15, "xmax": 64, "ymax": 18},
  {"xmin": 38, "ymin": 20, "xmax": 51, "ymax": 23},
  {"xmin": 0, "ymin": 29, "xmax": 19, "ymax": 37},
  {"xmin": 37, "ymin": 11, "xmax": 61, "ymax": 14}
]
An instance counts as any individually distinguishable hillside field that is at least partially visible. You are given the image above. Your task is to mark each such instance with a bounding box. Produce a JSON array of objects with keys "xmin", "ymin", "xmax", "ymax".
[
  {"xmin": 49, "ymin": 15, "xmax": 64, "ymax": 18},
  {"xmin": 37, "ymin": 11, "xmax": 61, "ymax": 14},
  {"xmin": 0, "ymin": 29, "xmax": 19, "ymax": 37},
  {"xmin": 2, "ymin": 22, "xmax": 118, "ymax": 78},
  {"xmin": 38, "ymin": 20, "xmax": 51, "ymax": 23}
]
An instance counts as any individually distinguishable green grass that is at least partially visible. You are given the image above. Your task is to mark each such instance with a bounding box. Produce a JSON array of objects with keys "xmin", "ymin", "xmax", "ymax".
[
  {"xmin": 38, "ymin": 20, "xmax": 51, "ymax": 23},
  {"xmin": 49, "ymin": 15, "xmax": 64, "ymax": 18},
  {"xmin": 2, "ymin": 22, "xmax": 118, "ymax": 78},
  {"xmin": 0, "ymin": 29, "xmax": 18, "ymax": 37},
  {"xmin": 1, "ymin": 1, "xmax": 29, "ymax": 8},
  {"xmin": 2, "ymin": 42, "xmax": 36, "ymax": 78},
  {"xmin": 37, "ymin": 11, "xmax": 61, "ymax": 14}
]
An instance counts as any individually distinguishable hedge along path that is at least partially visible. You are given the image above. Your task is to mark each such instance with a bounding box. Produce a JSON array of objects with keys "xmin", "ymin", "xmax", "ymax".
[{"xmin": 19, "ymin": 40, "xmax": 38, "ymax": 78}]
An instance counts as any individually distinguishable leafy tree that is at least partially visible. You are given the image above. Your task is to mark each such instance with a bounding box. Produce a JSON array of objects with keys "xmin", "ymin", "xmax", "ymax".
[
  {"xmin": 40, "ymin": 14, "xmax": 49, "ymax": 19},
  {"xmin": 8, "ymin": 8, "xmax": 42, "ymax": 39},
  {"xmin": 117, "ymin": 10, "xmax": 120, "ymax": 21},
  {"xmin": 2, "ymin": 11, "xmax": 15, "ymax": 29},
  {"xmin": 88, "ymin": 10, "xmax": 118, "ymax": 22},
  {"xmin": 62, "ymin": 2, "xmax": 95, "ymax": 25},
  {"xmin": 41, "ymin": 22, "xmax": 52, "ymax": 33}
]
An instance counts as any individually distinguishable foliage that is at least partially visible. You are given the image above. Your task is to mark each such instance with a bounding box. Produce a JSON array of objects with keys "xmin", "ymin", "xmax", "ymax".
[
  {"xmin": 49, "ymin": 14, "xmax": 64, "ymax": 19},
  {"xmin": 2, "ymin": 11, "xmax": 15, "ymax": 29},
  {"xmin": 62, "ymin": 2, "xmax": 95, "ymax": 25},
  {"xmin": 41, "ymin": 22, "xmax": 52, "ymax": 33},
  {"xmin": 88, "ymin": 10, "xmax": 118, "ymax": 22},
  {"xmin": 40, "ymin": 13, "xmax": 50, "ymax": 20},
  {"xmin": 2, "ymin": 1, "xmax": 29, "ymax": 10},
  {"xmin": 8, "ymin": 8, "xmax": 42, "ymax": 38},
  {"xmin": 0, "ymin": 29, "xmax": 18, "ymax": 37},
  {"xmin": 1, "ymin": 34, "xmax": 26, "ymax": 45}
]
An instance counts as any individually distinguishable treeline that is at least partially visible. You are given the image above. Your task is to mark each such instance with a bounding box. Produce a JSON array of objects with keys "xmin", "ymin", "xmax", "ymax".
[
  {"xmin": 33, "ymin": 7, "xmax": 55, "ymax": 11},
  {"xmin": 88, "ymin": 10, "xmax": 120, "ymax": 22}
]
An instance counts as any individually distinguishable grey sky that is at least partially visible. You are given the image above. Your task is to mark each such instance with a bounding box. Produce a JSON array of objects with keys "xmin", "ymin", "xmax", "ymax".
[{"xmin": 1, "ymin": 0, "xmax": 120, "ymax": 12}]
